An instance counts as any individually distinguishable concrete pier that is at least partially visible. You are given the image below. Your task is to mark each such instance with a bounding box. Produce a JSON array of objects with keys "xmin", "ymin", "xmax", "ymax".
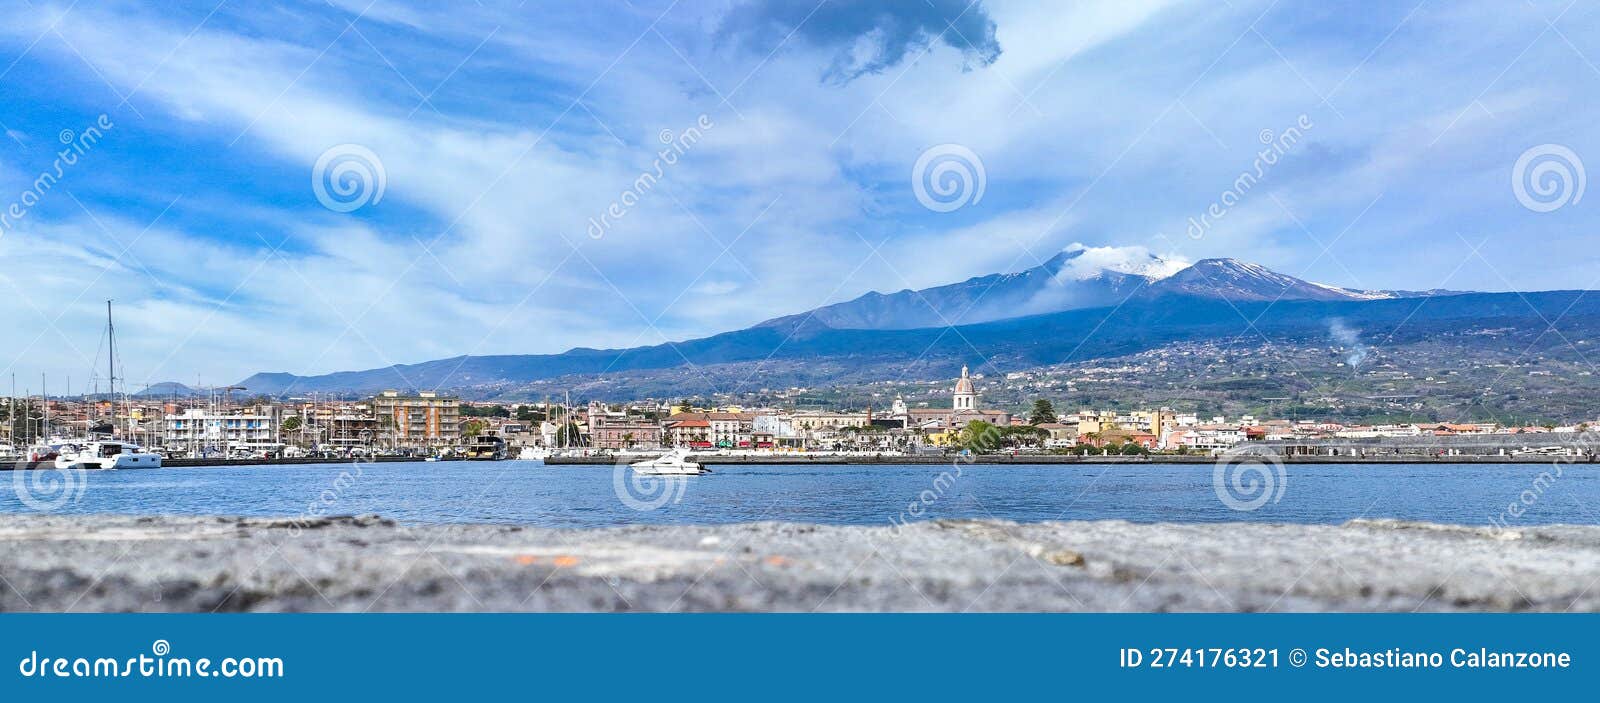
[{"xmin": 1, "ymin": 515, "xmax": 1597, "ymax": 612}]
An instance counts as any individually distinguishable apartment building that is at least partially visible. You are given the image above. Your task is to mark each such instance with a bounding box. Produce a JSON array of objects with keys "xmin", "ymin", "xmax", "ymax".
[
  {"xmin": 372, "ymin": 390, "xmax": 460, "ymax": 447},
  {"xmin": 163, "ymin": 408, "xmax": 281, "ymax": 456}
]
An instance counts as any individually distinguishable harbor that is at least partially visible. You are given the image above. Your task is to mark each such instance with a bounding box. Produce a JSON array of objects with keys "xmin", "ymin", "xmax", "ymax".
[{"xmin": 11, "ymin": 358, "xmax": 1600, "ymax": 470}]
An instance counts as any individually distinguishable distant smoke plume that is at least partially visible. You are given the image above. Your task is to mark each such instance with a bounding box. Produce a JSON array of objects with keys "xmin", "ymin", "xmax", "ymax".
[{"xmin": 1328, "ymin": 318, "xmax": 1368, "ymax": 369}]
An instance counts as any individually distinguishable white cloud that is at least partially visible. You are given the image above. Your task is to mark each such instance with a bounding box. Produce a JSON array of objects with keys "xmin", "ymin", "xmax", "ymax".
[
  {"xmin": 0, "ymin": 0, "xmax": 1597, "ymax": 387},
  {"xmin": 1054, "ymin": 242, "xmax": 1190, "ymax": 281}
]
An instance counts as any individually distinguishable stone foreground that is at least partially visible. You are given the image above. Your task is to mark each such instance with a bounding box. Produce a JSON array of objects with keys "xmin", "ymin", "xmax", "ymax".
[{"xmin": 0, "ymin": 515, "xmax": 1597, "ymax": 612}]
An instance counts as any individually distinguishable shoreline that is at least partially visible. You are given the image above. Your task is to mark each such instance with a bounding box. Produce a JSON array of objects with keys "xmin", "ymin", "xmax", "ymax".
[
  {"xmin": 1, "ymin": 514, "xmax": 1595, "ymax": 612},
  {"xmin": 6, "ymin": 454, "xmax": 1595, "ymax": 470}
]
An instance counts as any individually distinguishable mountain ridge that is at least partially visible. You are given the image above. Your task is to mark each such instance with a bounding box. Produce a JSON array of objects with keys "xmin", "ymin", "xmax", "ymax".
[{"xmin": 234, "ymin": 253, "xmax": 1490, "ymax": 398}]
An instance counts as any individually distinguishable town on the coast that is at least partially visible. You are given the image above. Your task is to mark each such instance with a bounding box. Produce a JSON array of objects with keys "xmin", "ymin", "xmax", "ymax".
[{"xmin": 4, "ymin": 364, "xmax": 1595, "ymax": 463}]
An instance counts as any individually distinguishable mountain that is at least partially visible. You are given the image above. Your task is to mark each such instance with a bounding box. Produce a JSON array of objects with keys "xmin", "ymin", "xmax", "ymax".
[
  {"xmin": 757, "ymin": 250, "xmax": 1447, "ymax": 331},
  {"xmin": 132, "ymin": 381, "xmax": 202, "ymax": 398},
  {"xmin": 1141, "ymin": 258, "xmax": 1412, "ymax": 302},
  {"xmin": 236, "ymin": 287, "xmax": 1592, "ymax": 400},
  {"xmin": 236, "ymin": 254, "xmax": 1494, "ymax": 399},
  {"xmin": 756, "ymin": 245, "xmax": 1178, "ymax": 330}
]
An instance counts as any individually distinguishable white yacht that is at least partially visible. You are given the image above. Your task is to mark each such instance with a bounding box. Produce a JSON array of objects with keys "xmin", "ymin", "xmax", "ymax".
[
  {"xmin": 629, "ymin": 448, "xmax": 707, "ymax": 476},
  {"xmin": 517, "ymin": 447, "xmax": 549, "ymax": 465},
  {"xmin": 54, "ymin": 440, "xmax": 162, "ymax": 470}
]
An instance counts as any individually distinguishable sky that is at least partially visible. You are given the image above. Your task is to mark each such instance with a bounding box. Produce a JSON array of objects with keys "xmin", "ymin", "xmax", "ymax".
[{"xmin": 0, "ymin": 0, "xmax": 1597, "ymax": 391}]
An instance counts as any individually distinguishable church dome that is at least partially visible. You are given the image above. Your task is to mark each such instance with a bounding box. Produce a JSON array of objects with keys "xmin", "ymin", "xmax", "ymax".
[{"xmin": 953, "ymin": 365, "xmax": 975, "ymax": 395}]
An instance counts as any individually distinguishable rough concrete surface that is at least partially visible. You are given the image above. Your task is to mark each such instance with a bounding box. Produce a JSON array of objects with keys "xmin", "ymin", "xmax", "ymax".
[{"xmin": 0, "ymin": 515, "xmax": 1597, "ymax": 612}]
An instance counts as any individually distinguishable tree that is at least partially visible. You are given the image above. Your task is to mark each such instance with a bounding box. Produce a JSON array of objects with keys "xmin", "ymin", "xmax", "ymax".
[
  {"xmin": 960, "ymin": 420, "xmax": 999, "ymax": 452},
  {"xmin": 462, "ymin": 405, "xmax": 510, "ymax": 418},
  {"xmin": 463, "ymin": 419, "xmax": 487, "ymax": 438},
  {"xmin": 1029, "ymin": 398, "xmax": 1057, "ymax": 425},
  {"xmin": 281, "ymin": 415, "xmax": 303, "ymax": 433}
]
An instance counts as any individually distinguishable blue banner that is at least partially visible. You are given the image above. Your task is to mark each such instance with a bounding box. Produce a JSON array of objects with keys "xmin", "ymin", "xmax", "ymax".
[{"xmin": 2, "ymin": 614, "xmax": 1593, "ymax": 700}]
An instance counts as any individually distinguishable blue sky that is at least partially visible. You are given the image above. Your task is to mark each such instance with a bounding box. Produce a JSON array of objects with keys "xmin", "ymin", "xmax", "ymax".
[{"xmin": 0, "ymin": 0, "xmax": 1597, "ymax": 389}]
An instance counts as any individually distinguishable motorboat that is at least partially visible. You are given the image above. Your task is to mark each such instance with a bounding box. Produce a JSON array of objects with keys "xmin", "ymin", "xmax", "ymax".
[
  {"xmin": 54, "ymin": 440, "xmax": 162, "ymax": 470},
  {"xmin": 629, "ymin": 448, "xmax": 707, "ymax": 476},
  {"xmin": 517, "ymin": 447, "xmax": 549, "ymax": 465},
  {"xmin": 465, "ymin": 435, "xmax": 507, "ymax": 461},
  {"xmin": 16, "ymin": 439, "xmax": 71, "ymax": 469}
]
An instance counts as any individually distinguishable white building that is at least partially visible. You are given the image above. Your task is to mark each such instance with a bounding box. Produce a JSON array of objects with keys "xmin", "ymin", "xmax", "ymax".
[
  {"xmin": 1173, "ymin": 426, "xmax": 1246, "ymax": 453},
  {"xmin": 164, "ymin": 408, "xmax": 280, "ymax": 456}
]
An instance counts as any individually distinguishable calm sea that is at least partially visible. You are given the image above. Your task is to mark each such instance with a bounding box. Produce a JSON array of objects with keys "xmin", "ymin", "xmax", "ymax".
[{"xmin": 2, "ymin": 461, "xmax": 1595, "ymax": 528}]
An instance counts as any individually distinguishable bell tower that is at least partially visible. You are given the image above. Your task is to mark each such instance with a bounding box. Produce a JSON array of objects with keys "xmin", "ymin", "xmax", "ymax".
[{"xmin": 952, "ymin": 364, "xmax": 977, "ymax": 412}]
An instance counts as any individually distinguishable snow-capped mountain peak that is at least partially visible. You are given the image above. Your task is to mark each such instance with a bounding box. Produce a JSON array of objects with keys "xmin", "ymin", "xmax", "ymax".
[
  {"xmin": 1149, "ymin": 258, "xmax": 1406, "ymax": 302},
  {"xmin": 756, "ymin": 250, "xmax": 1460, "ymax": 331}
]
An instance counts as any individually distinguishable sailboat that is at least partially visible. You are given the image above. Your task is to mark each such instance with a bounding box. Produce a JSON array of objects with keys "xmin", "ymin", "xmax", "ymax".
[{"xmin": 54, "ymin": 301, "xmax": 161, "ymax": 470}]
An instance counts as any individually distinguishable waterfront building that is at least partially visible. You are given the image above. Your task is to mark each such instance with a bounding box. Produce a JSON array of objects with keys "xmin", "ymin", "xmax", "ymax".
[
  {"xmin": 706, "ymin": 412, "xmax": 754, "ymax": 449},
  {"xmin": 751, "ymin": 414, "xmax": 801, "ymax": 449},
  {"xmin": 664, "ymin": 415, "xmax": 712, "ymax": 448},
  {"xmin": 325, "ymin": 412, "xmax": 378, "ymax": 448},
  {"xmin": 1171, "ymin": 425, "xmax": 1247, "ymax": 453},
  {"xmin": 372, "ymin": 390, "xmax": 460, "ymax": 447},
  {"xmin": 590, "ymin": 417, "xmax": 665, "ymax": 450},
  {"xmin": 163, "ymin": 408, "xmax": 281, "ymax": 457},
  {"xmin": 1036, "ymin": 422, "xmax": 1078, "ymax": 449},
  {"xmin": 790, "ymin": 411, "xmax": 869, "ymax": 431}
]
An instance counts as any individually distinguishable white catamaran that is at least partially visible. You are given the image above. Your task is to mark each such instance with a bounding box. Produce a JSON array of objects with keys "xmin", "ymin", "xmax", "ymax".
[
  {"xmin": 55, "ymin": 301, "xmax": 161, "ymax": 470},
  {"xmin": 55, "ymin": 439, "xmax": 161, "ymax": 470}
]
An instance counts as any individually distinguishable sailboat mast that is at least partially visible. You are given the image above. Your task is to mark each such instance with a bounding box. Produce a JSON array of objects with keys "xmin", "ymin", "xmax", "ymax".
[
  {"xmin": 106, "ymin": 300, "xmax": 116, "ymax": 400},
  {"xmin": 106, "ymin": 300, "xmax": 116, "ymax": 439}
]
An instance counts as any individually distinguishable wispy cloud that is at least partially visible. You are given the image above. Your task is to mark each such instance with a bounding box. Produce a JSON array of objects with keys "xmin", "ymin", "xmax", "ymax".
[{"xmin": 0, "ymin": 0, "xmax": 1595, "ymax": 387}]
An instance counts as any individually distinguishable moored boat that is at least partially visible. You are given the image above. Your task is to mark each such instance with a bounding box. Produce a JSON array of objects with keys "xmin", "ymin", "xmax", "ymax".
[
  {"xmin": 54, "ymin": 440, "xmax": 162, "ymax": 470},
  {"xmin": 465, "ymin": 435, "xmax": 507, "ymax": 461}
]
